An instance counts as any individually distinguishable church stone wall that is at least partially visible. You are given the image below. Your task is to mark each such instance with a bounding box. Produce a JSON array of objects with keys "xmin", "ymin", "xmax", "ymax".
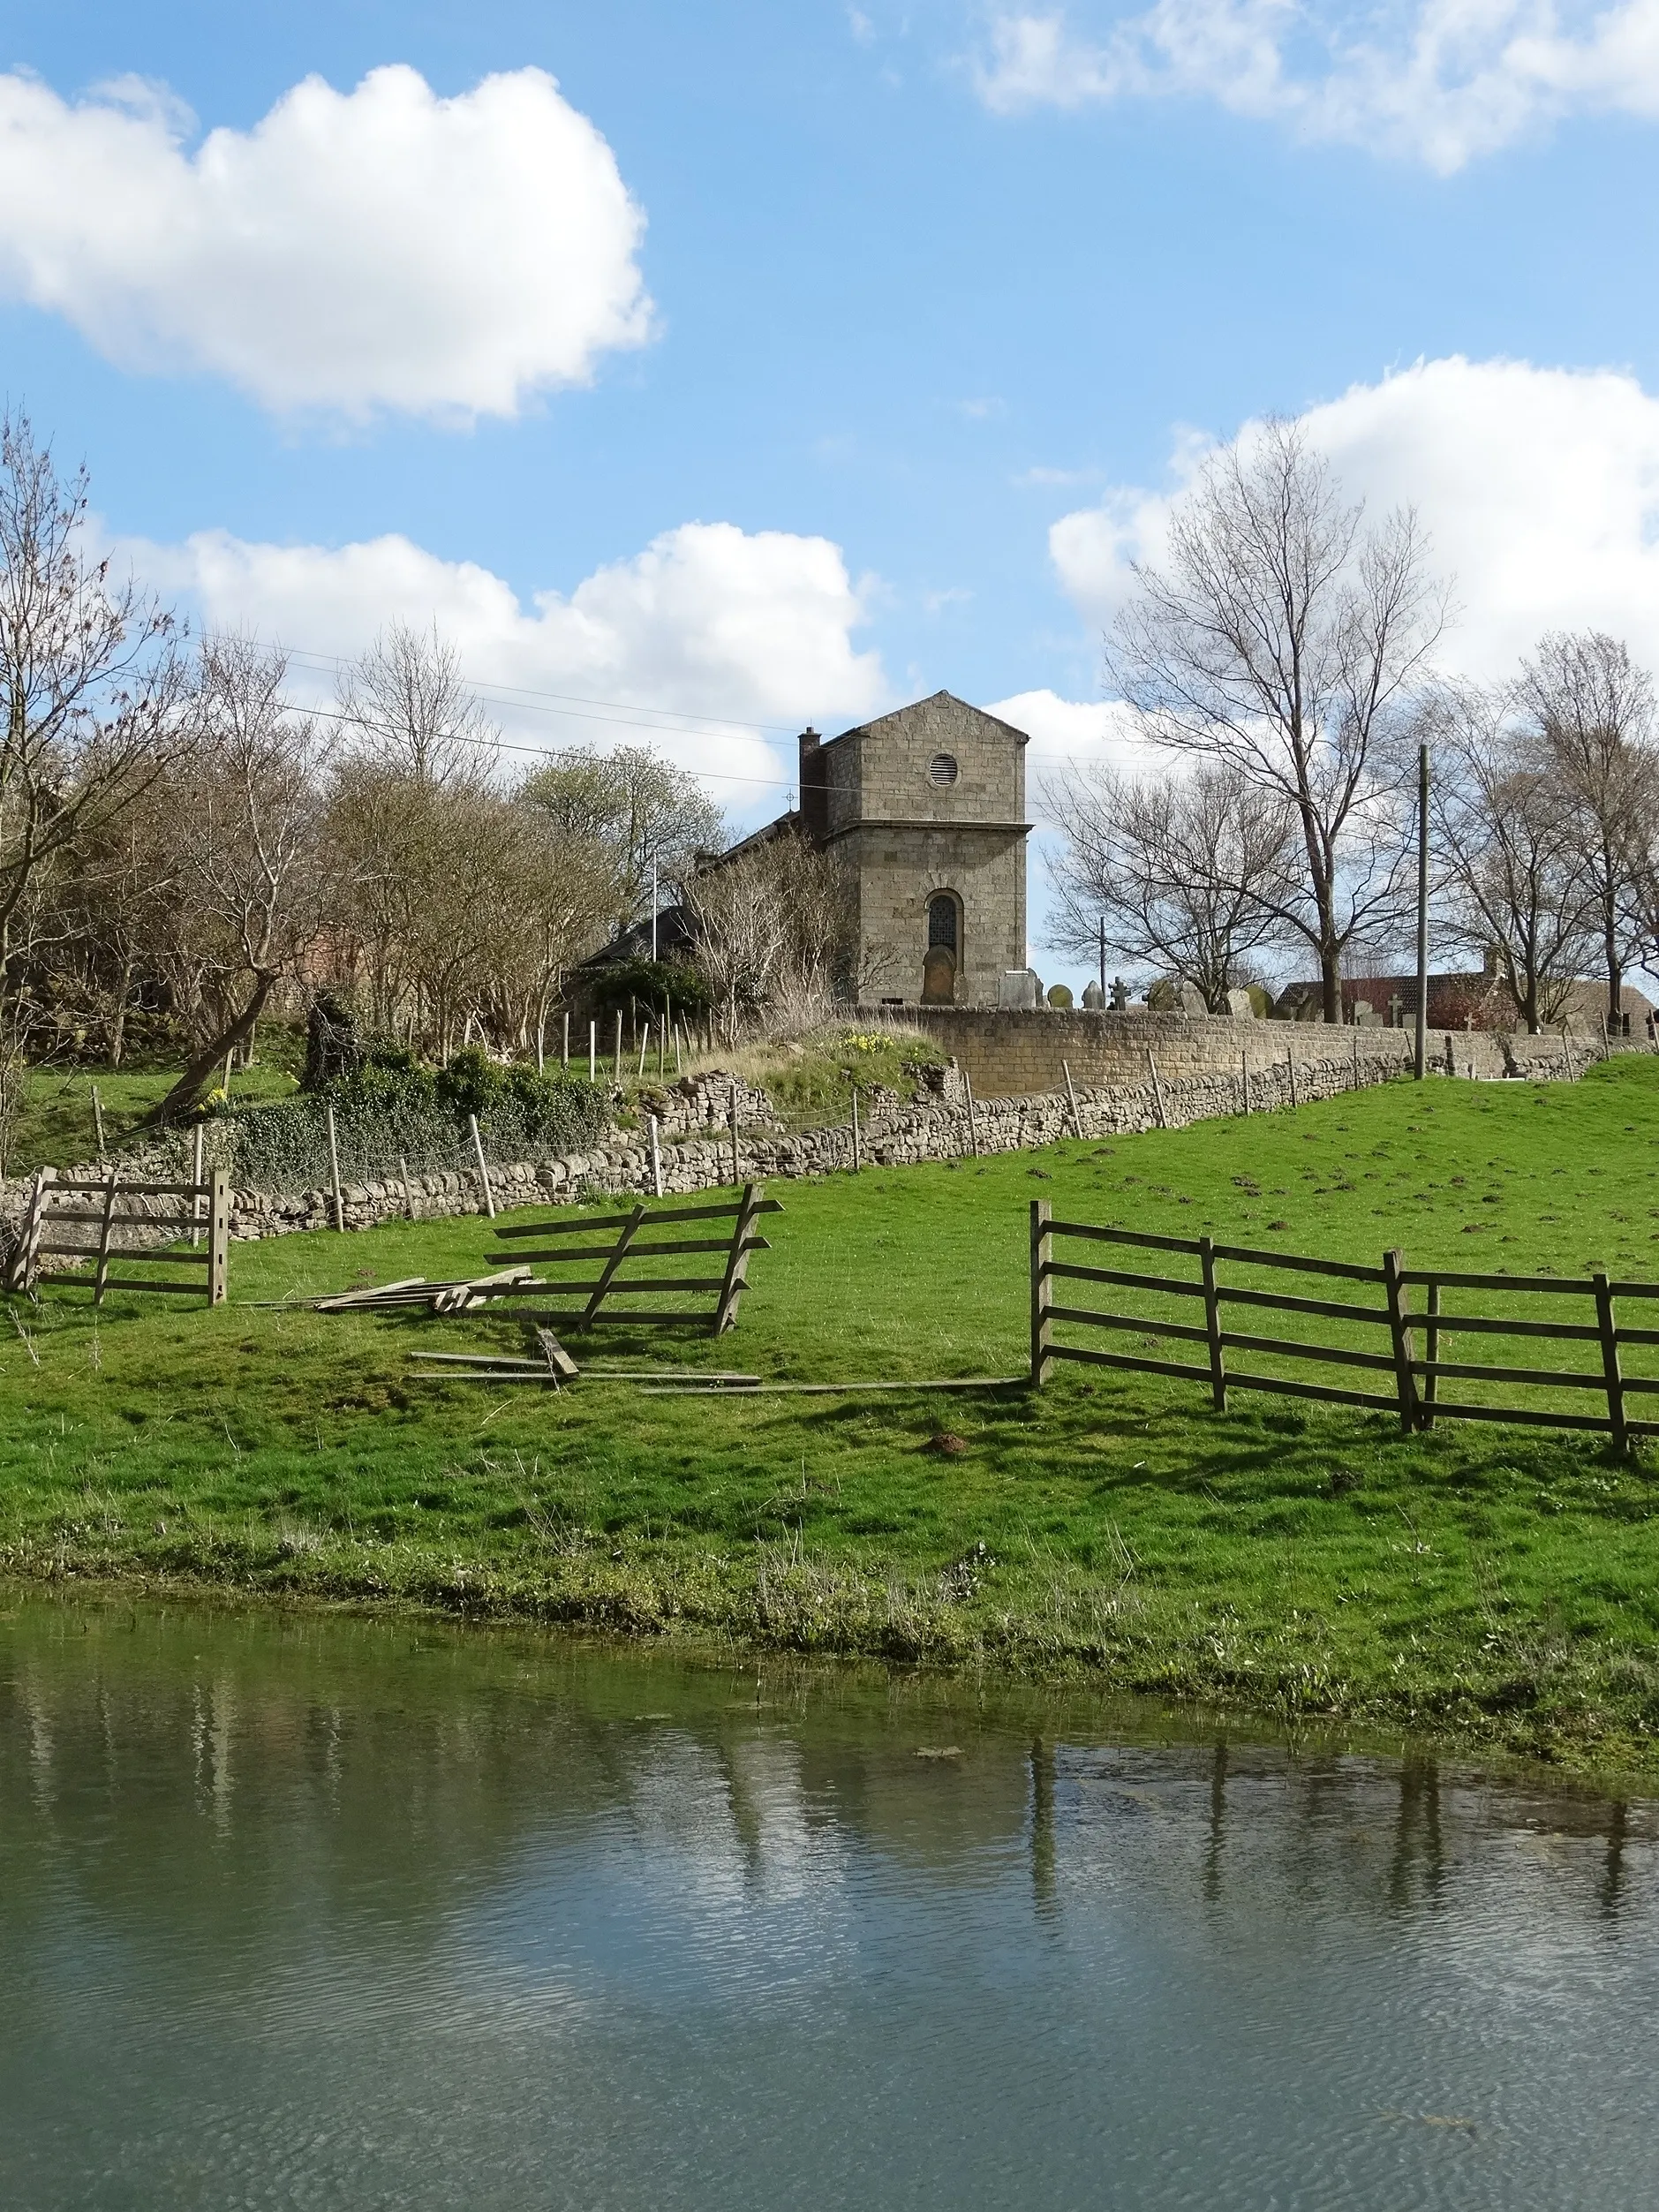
[{"xmin": 816, "ymin": 692, "xmax": 1030, "ymax": 1008}]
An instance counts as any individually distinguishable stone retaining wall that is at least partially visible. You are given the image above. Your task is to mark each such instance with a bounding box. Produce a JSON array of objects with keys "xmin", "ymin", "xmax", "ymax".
[{"xmin": 895, "ymin": 1004, "xmax": 1599, "ymax": 1098}]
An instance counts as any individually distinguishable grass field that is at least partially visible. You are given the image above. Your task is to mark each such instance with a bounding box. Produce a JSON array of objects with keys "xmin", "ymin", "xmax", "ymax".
[
  {"xmin": 6, "ymin": 1060, "xmax": 301, "ymax": 1174},
  {"xmin": 4, "ymin": 1054, "xmax": 1659, "ymax": 1778}
]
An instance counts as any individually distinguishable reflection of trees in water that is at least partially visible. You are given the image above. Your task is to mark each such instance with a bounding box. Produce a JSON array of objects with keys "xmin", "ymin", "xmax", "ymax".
[{"xmin": 2, "ymin": 1602, "xmax": 1652, "ymax": 1970}]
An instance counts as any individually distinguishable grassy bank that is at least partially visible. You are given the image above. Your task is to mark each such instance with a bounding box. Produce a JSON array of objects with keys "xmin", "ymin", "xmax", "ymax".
[{"xmin": 4, "ymin": 1056, "xmax": 1659, "ymax": 1777}]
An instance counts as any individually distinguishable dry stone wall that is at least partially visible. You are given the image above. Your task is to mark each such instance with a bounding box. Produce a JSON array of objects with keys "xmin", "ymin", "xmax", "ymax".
[{"xmin": 2, "ymin": 1032, "xmax": 1629, "ymax": 1267}]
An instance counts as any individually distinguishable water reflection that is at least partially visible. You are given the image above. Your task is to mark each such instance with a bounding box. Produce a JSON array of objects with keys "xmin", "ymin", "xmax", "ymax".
[{"xmin": 1, "ymin": 1593, "xmax": 1655, "ymax": 2210}]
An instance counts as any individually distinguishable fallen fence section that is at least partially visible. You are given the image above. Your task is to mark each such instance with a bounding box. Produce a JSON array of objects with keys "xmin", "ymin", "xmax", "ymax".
[
  {"xmin": 487, "ymin": 1182, "xmax": 780, "ymax": 1334},
  {"xmin": 9, "ymin": 1166, "xmax": 229, "ymax": 1307},
  {"xmin": 1029, "ymin": 1201, "xmax": 1659, "ymax": 1452}
]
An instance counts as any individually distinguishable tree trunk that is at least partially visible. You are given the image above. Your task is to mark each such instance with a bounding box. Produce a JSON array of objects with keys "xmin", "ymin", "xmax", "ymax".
[{"xmin": 139, "ymin": 972, "xmax": 277, "ymax": 1129}]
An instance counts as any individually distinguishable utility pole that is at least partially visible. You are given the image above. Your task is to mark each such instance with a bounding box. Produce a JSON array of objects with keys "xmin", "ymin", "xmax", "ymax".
[
  {"xmin": 1414, "ymin": 742, "xmax": 1429, "ymax": 1081},
  {"xmin": 651, "ymin": 857, "xmax": 659, "ymax": 964},
  {"xmin": 1098, "ymin": 916, "xmax": 1107, "ymax": 1008}
]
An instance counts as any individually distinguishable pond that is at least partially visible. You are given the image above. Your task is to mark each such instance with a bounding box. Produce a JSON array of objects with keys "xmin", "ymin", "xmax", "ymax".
[{"xmin": 2, "ymin": 1592, "xmax": 1655, "ymax": 2208}]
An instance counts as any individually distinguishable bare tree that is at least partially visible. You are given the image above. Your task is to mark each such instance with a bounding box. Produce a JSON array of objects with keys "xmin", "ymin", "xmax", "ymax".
[
  {"xmin": 1516, "ymin": 630, "xmax": 1655, "ymax": 1025},
  {"xmin": 336, "ymin": 621, "xmax": 497, "ymax": 788},
  {"xmin": 519, "ymin": 744, "xmax": 724, "ymax": 929},
  {"xmin": 1044, "ymin": 759, "xmax": 1294, "ymax": 1008},
  {"xmin": 1425, "ymin": 682, "xmax": 1595, "ymax": 1033},
  {"xmin": 144, "ymin": 639, "xmax": 336, "ymax": 1123},
  {"xmin": 1109, "ymin": 418, "xmax": 1447, "ymax": 1023},
  {"xmin": 683, "ymin": 833, "xmax": 857, "ymax": 1032},
  {"xmin": 0, "ymin": 410, "xmax": 185, "ymax": 1009}
]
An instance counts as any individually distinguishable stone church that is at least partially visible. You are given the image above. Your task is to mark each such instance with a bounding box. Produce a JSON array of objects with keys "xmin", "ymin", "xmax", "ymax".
[{"xmin": 785, "ymin": 691, "xmax": 1031, "ymax": 1007}]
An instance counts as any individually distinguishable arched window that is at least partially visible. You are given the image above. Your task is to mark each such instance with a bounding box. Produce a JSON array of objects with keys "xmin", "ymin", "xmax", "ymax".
[{"xmin": 923, "ymin": 893, "xmax": 961, "ymax": 1004}]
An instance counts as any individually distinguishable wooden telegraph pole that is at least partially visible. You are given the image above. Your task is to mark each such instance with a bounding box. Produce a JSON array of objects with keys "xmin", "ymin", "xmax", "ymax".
[{"xmin": 1414, "ymin": 743, "xmax": 1429, "ymax": 1082}]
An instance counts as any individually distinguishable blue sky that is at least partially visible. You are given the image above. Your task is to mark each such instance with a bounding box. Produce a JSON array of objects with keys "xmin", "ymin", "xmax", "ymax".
[{"xmin": 8, "ymin": 2, "xmax": 1659, "ymax": 974}]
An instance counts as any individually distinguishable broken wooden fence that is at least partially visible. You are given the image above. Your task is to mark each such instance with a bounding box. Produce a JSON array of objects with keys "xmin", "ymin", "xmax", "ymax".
[
  {"xmin": 9, "ymin": 1164, "xmax": 230, "ymax": 1307},
  {"xmin": 1029, "ymin": 1201, "xmax": 1659, "ymax": 1451},
  {"xmin": 486, "ymin": 1182, "xmax": 780, "ymax": 1333}
]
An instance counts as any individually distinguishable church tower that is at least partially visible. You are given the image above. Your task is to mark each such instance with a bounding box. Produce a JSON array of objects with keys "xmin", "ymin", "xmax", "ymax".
[{"xmin": 798, "ymin": 691, "xmax": 1029, "ymax": 1007}]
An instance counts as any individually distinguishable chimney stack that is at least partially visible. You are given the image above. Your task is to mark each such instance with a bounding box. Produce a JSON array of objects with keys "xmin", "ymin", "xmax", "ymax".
[{"xmin": 798, "ymin": 726, "xmax": 828, "ymax": 845}]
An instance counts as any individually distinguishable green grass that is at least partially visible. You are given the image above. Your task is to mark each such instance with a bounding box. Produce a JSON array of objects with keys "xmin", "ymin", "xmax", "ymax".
[
  {"xmin": 7, "ymin": 1060, "xmax": 301, "ymax": 1174},
  {"xmin": 5, "ymin": 1055, "xmax": 1659, "ymax": 1779}
]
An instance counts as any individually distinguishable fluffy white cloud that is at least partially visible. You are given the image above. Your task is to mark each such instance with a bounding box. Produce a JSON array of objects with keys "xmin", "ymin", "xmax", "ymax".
[
  {"xmin": 0, "ymin": 64, "xmax": 651, "ymax": 419},
  {"xmin": 130, "ymin": 518, "xmax": 887, "ymax": 806},
  {"xmin": 974, "ymin": 3, "xmax": 1659, "ymax": 170},
  {"xmin": 1049, "ymin": 355, "xmax": 1659, "ymax": 682}
]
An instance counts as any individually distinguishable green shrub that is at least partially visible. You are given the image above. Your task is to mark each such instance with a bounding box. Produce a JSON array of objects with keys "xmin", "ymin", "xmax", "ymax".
[
  {"xmin": 220, "ymin": 1060, "xmax": 609, "ymax": 1191},
  {"xmin": 585, "ymin": 959, "xmax": 712, "ymax": 1018}
]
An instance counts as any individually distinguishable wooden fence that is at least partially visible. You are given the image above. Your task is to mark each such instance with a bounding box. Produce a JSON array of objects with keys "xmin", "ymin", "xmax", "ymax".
[
  {"xmin": 486, "ymin": 1183, "xmax": 780, "ymax": 1333},
  {"xmin": 9, "ymin": 1166, "xmax": 230, "ymax": 1307},
  {"xmin": 1029, "ymin": 1201, "xmax": 1659, "ymax": 1451}
]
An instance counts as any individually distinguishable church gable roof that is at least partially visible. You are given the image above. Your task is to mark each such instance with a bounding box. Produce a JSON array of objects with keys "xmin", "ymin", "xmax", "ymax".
[{"xmin": 828, "ymin": 690, "xmax": 1029, "ymax": 750}]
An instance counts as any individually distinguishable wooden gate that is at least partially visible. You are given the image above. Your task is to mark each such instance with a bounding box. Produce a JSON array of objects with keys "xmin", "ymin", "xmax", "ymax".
[
  {"xmin": 486, "ymin": 1183, "xmax": 780, "ymax": 1332},
  {"xmin": 9, "ymin": 1166, "xmax": 230, "ymax": 1307}
]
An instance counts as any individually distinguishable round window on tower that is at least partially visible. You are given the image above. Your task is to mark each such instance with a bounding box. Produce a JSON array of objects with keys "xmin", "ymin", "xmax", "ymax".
[{"xmin": 928, "ymin": 752, "xmax": 959, "ymax": 788}]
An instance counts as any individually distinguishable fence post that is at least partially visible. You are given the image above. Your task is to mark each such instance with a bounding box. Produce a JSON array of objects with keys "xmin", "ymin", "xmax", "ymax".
[
  {"xmin": 398, "ymin": 1154, "xmax": 414, "ymax": 1220},
  {"xmin": 207, "ymin": 1169, "xmax": 230, "ymax": 1307},
  {"xmin": 964, "ymin": 1069, "xmax": 980, "ymax": 1159},
  {"xmin": 614, "ymin": 1011, "xmax": 623, "ymax": 1081},
  {"xmin": 714, "ymin": 1182, "xmax": 764, "ymax": 1333},
  {"xmin": 1062, "ymin": 1058, "xmax": 1082, "ymax": 1137},
  {"xmin": 562, "ymin": 1011, "xmax": 570, "ymax": 1070},
  {"xmin": 468, "ymin": 1113, "xmax": 496, "ymax": 1219},
  {"xmin": 1240, "ymin": 1052, "xmax": 1248, "ymax": 1117},
  {"xmin": 649, "ymin": 1114, "xmax": 663, "ymax": 1200},
  {"xmin": 93, "ymin": 1168, "xmax": 119, "ymax": 1309},
  {"xmin": 1200, "ymin": 1234, "xmax": 1226, "ymax": 1411},
  {"xmin": 1029, "ymin": 1200, "xmax": 1053, "ymax": 1385},
  {"xmin": 1382, "ymin": 1248, "xmax": 1417, "ymax": 1436},
  {"xmin": 91, "ymin": 1083, "xmax": 107, "ymax": 1162},
  {"xmin": 588, "ymin": 1020, "xmax": 597, "ymax": 1081},
  {"xmin": 1351, "ymin": 1028, "xmax": 1361, "ymax": 1090},
  {"xmin": 191, "ymin": 1122, "xmax": 205, "ymax": 1245},
  {"xmin": 10, "ymin": 1166, "xmax": 54, "ymax": 1291},
  {"xmin": 1286, "ymin": 1049, "xmax": 1298, "ymax": 1111},
  {"xmin": 850, "ymin": 1084, "xmax": 862, "ymax": 1173},
  {"xmin": 1146, "ymin": 1050, "xmax": 1167, "ymax": 1129},
  {"xmin": 1421, "ymin": 1281, "xmax": 1440, "ymax": 1431},
  {"xmin": 637, "ymin": 1024, "xmax": 650, "ymax": 1078},
  {"xmin": 1595, "ymin": 1271, "xmax": 1628, "ymax": 1455},
  {"xmin": 729, "ymin": 1083, "xmax": 740, "ymax": 1189},
  {"xmin": 326, "ymin": 1104, "xmax": 344, "ymax": 1232}
]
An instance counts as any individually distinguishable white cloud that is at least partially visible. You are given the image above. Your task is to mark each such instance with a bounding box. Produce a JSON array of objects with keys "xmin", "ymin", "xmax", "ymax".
[
  {"xmin": 974, "ymin": 3, "xmax": 1659, "ymax": 170},
  {"xmin": 129, "ymin": 518, "xmax": 887, "ymax": 808},
  {"xmin": 1049, "ymin": 355, "xmax": 1659, "ymax": 683},
  {"xmin": 0, "ymin": 64, "xmax": 651, "ymax": 419}
]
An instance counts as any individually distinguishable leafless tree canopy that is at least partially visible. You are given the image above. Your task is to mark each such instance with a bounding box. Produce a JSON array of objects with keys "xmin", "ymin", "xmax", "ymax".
[
  {"xmin": 0, "ymin": 410, "xmax": 185, "ymax": 993},
  {"xmin": 1108, "ymin": 419, "xmax": 1447, "ymax": 1021},
  {"xmin": 683, "ymin": 833, "xmax": 859, "ymax": 1032},
  {"xmin": 1044, "ymin": 759, "xmax": 1294, "ymax": 1008},
  {"xmin": 1514, "ymin": 630, "xmax": 1658, "ymax": 1023},
  {"xmin": 1424, "ymin": 680, "xmax": 1597, "ymax": 1032}
]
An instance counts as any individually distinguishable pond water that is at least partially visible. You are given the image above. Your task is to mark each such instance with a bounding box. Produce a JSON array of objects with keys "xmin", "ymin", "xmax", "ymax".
[{"xmin": 2, "ymin": 1593, "xmax": 1655, "ymax": 2210}]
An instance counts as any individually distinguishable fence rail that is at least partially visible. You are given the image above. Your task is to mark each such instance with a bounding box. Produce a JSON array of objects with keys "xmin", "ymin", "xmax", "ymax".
[
  {"xmin": 9, "ymin": 1166, "xmax": 230, "ymax": 1307},
  {"xmin": 1029, "ymin": 1203, "xmax": 1655, "ymax": 1451},
  {"xmin": 487, "ymin": 1183, "xmax": 780, "ymax": 1333}
]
